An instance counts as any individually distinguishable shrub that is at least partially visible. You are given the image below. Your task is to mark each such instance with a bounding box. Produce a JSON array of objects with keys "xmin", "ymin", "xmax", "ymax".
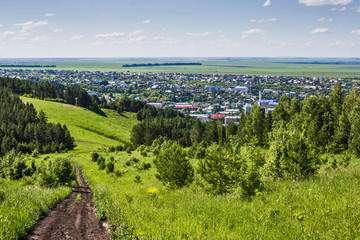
[
  {"xmin": 106, "ymin": 161, "xmax": 115, "ymax": 173},
  {"xmin": 141, "ymin": 151, "xmax": 148, "ymax": 157},
  {"xmin": 37, "ymin": 157, "xmax": 74, "ymax": 187},
  {"xmin": 99, "ymin": 161, "xmax": 105, "ymax": 170},
  {"xmin": 125, "ymin": 157, "xmax": 139, "ymax": 166},
  {"xmin": 91, "ymin": 152, "xmax": 99, "ymax": 162},
  {"xmin": 154, "ymin": 141, "xmax": 194, "ymax": 189}
]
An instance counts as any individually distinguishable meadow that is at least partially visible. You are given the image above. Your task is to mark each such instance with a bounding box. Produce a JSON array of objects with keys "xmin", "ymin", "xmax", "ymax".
[
  {"xmin": 21, "ymin": 97, "xmax": 138, "ymax": 151},
  {"xmin": 3, "ymin": 61, "xmax": 360, "ymax": 78},
  {"xmin": 13, "ymin": 99, "xmax": 360, "ymax": 239},
  {"xmin": 2, "ymin": 97, "xmax": 360, "ymax": 239},
  {"xmin": 0, "ymin": 179, "xmax": 71, "ymax": 239}
]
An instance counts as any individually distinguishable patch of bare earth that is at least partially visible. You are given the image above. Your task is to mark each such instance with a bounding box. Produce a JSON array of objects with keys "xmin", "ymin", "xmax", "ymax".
[{"xmin": 27, "ymin": 164, "xmax": 109, "ymax": 240}]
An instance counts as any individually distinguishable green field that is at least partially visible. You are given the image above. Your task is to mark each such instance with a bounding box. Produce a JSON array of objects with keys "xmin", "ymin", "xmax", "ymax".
[
  {"xmin": 21, "ymin": 98, "xmax": 138, "ymax": 151},
  {"xmin": 20, "ymin": 99, "xmax": 360, "ymax": 239},
  {"xmin": 4, "ymin": 61, "xmax": 360, "ymax": 78}
]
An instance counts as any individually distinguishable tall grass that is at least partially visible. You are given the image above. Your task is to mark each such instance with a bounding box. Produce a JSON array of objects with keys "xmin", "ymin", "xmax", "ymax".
[
  {"xmin": 74, "ymin": 151, "xmax": 360, "ymax": 239},
  {"xmin": 0, "ymin": 180, "xmax": 71, "ymax": 239}
]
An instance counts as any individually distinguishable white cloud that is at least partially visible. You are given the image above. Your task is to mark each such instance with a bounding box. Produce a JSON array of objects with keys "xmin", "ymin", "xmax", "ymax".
[
  {"xmin": 127, "ymin": 29, "xmax": 142, "ymax": 37},
  {"xmin": 95, "ymin": 32, "xmax": 126, "ymax": 38},
  {"xmin": 54, "ymin": 29, "xmax": 63, "ymax": 33},
  {"xmin": 263, "ymin": 0, "xmax": 271, "ymax": 7},
  {"xmin": 240, "ymin": 28, "xmax": 266, "ymax": 39},
  {"xmin": 14, "ymin": 20, "xmax": 48, "ymax": 33},
  {"xmin": 328, "ymin": 40, "xmax": 356, "ymax": 47},
  {"xmin": 31, "ymin": 35, "xmax": 52, "ymax": 42},
  {"xmin": 351, "ymin": 30, "xmax": 360, "ymax": 35},
  {"xmin": 340, "ymin": 6, "xmax": 347, "ymax": 10},
  {"xmin": 142, "ymin": 19, "xmax": 150, "ymax": 24},
  {"xmin": 250, "ymin": 17, "xmax": 277, "ymax": 23},
  {"xmin": 356, "ymin": 6, "xmax": 360, "ymax": 12},
  {"xmin": 69, "ymin": 35, "xmax": 84, "ymax": 41},
  {"xmin": 310, "ymin": 28, "xmax": 330, "ymax": 34},
  {"xmin": 0, "ymin": 24, "xmax": 3, "ymax": 28},
  {"xmin": 299, "ymin": 0, "xmax": 352, "ymax": 6},
  {"xmin": 186, "ymin": 32, "xmax": 213, "ymax": 37},
  {"xmin": 128, "ymin": 35, "xmax": 147, "ymax": 44},
  {"xmin": 0, "ymin": 31, "xmax": 15, "ymax": 39},
  {"xmin": 318, "ymin": 17, "xmax": 333, "ymax": 21},
  {"xmin": 44, "ymin": 13, "xmax": 55, "ymax": 17}
]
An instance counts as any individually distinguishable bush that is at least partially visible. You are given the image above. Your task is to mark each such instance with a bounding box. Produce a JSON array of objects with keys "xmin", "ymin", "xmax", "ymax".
[
  {"xmin": 106, "ymin": 161, "xmax": 115, "ymax": 173},
  {"xmin": 125, "ymin": 157, "xmax": 139, "ymax": 166},
  {"xmin": 37, "ymin": 157, "xmax": 74, "ymax": 187},
  {"xmin": 141, "ymin": 151, "xmax": 148, "ymax": 157},
  {"xmin": 91, "ymin": 152, "xmax": 99, "ymax": 162},
  {"xmin": 154, "ymin": 141, "xmax": 194, "ymax": 189},
  {"xmin": 99, "ymin": 161, "xmax": 105, "ymax": 170}
]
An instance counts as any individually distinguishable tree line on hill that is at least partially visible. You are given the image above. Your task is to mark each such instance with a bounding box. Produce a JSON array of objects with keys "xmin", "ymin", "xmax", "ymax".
[{"xmin": 0, "ymin": 86, "xmax": 75, "ymax": 156}]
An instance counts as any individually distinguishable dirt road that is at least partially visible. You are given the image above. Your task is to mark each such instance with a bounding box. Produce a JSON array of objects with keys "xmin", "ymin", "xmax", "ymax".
[{"xmin": 27, "ymin": 164, "xmax": 109, "ymax": 240}]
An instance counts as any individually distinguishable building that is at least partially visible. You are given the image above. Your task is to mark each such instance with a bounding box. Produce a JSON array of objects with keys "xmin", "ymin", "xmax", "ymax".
[
  {"xmin": 205, "ymin": 86, "xmax": 222, "ymax": 92},
  {"xmin": 147, "ymin": 103, "xmax": 163, "ymax": 108},
  {"xmin": 243, "ymin": 103, "xmax": 252, "ymax": 113},
  {"xmin": 225, "ymin": 116, "xmax": 241, "ymax": 125},
  {"xmin": 189, "ymin": 114, "xmax": 210, "ymax": 122},
  {"xmin": 234, "ymin": 86, "xmax": 248, "ymax": 93}
]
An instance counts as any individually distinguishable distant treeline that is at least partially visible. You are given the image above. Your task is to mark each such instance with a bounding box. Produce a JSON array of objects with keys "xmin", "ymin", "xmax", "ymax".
[
  {"xmin": 123, "ymin": 63, "xmax": 202, "ymax": 68},
  {"xmin": 0, "ymin": 64, "xmax": 56, "ymax": 68},
  {"xmin": 281, "ymin": 61, "xmax": 360, "ymax": 65}
]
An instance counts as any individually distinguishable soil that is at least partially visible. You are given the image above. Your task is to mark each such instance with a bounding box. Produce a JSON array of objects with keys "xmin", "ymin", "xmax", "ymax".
[{"xmin": 26, "ymin": 164, "xmax": 109, "ymax": 240}]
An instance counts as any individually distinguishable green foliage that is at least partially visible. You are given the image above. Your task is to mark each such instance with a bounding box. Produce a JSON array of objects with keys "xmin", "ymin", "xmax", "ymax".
[
  {"xmin": 36, "ymin": 157, "xmax": 74, "ymax": 187},
  {"xmin": 198, "ymin": 144, "xmax": 237, "ymax": 194},
  {"xmin": 91, "ymin": 152, "xmax": 99, "ymax": 162},
  {"xmin": 0, "ymin": 180, "xmax": 71, "ymax": 240},
  {"xmin": 154, "ymin": 141, "xmax": 194, "ymax": 189},
  {"xmin": 268, "ymin": 125, "xmax": 320, "ymax": 180},
  {"xmin": 106, "ymin": 161, "xmax": 115, "ymax": 173}
]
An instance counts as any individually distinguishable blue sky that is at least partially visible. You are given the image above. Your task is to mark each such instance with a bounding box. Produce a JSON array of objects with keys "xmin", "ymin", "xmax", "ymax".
[{"xmin": 0, "ymin": 0, "xmax": 359, "ymax": 58}]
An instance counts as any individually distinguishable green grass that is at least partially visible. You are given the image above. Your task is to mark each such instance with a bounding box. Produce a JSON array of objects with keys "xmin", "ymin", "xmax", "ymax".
[
  {"xmin": 6, "ymin": 98, "xmax": 360, "ymax": 239},
  {"xmin": 0, "ymin": 179, "xmax": 71, "ymax": 240},
  {"xmin": 73, "ymin": 151, "xmax": 360, "ymax": 239},
  {"xmin": 21, "ymin": 97, "xmax": 138, "ymax": 152},
  {"xmin": 8, "ymin": 62, "xmax": 360, "ymax": 78}
]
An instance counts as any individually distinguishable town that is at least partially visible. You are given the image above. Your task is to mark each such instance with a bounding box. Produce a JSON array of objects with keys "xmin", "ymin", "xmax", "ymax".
[{"xmin": 1, "ymin": 67, "xmax": 356, "ymax": 124}]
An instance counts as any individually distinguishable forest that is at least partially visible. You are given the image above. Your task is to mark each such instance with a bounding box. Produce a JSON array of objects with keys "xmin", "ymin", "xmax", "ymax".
[{"xmin": 0, "ymin": 86, "xmax": 75, "ymax": 156}]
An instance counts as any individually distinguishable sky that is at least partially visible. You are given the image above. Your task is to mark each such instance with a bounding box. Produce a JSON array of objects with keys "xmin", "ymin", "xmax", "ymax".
[{"xmin": 0, "ymin": 0, "xmax": 359, "ymax": 58}]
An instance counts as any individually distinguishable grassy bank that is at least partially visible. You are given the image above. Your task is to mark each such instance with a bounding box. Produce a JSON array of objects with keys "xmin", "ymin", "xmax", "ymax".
[
  {"xmin": 74, "ymin": 151, "xmax": 360, "ymax": 239},
  {"xmin": 0, "ymin": 179, "xmax": 71, "ymax": 239},
  {"xmin": 21, "ymin": 97, "xmax": 138, "ymax": 151}
]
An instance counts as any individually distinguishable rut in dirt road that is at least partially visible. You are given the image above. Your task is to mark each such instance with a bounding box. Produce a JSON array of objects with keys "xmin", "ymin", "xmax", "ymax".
[{"xmin": 27, "ymin": 164, "xmax": 109, "ymax": 240}]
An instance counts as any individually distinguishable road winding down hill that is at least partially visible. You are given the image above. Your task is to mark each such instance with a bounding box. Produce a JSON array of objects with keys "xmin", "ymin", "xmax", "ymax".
[{"xmin": 27, "ymin": 164, "xmax": 109, "ymax": 240}]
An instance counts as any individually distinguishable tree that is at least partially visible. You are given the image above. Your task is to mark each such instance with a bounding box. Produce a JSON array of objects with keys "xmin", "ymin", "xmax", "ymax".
[
  {"xmin": 268, "ymin": 125, "xmax": 320, "ymax": 180},
  {"xmin": 198, "ymin": 144, "xmax": 239, "ymax": 194},
  {"xmin": 154, "ymin": 141, "xmax": 194, "ymax": 189}
]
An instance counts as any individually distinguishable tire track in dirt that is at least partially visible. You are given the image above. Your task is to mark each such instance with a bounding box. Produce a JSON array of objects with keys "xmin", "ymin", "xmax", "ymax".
[{"xmin": 27, "ymin": 164, "xmax": 109, "ymax": 240}]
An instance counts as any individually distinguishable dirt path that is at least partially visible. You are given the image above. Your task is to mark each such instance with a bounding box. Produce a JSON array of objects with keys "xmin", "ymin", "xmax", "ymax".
[{"xmin": 27, "ymin": 164, "xmax": 109, "ymax": 240}]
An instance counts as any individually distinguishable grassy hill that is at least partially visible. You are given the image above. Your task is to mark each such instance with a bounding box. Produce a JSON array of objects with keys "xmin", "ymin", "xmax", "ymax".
[{"xmin": 21, "ymin": 97, "xmax": 138, "ymax": 152}]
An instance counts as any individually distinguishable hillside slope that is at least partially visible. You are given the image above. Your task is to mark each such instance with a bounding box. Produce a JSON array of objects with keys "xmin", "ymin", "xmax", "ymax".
[{"xmin": 21, "ymin": 97, "xmax": 138, "ymax": 152}]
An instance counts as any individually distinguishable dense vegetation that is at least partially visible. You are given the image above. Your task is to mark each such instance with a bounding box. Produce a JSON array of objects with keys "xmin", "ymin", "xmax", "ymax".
[
  {"xmin": 15, "ymin": 91, "xmax": 360, "ymax": 239},
  {"xmin": 0, "ymin": 87, "xmax": 75, "ymax": 156}
]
